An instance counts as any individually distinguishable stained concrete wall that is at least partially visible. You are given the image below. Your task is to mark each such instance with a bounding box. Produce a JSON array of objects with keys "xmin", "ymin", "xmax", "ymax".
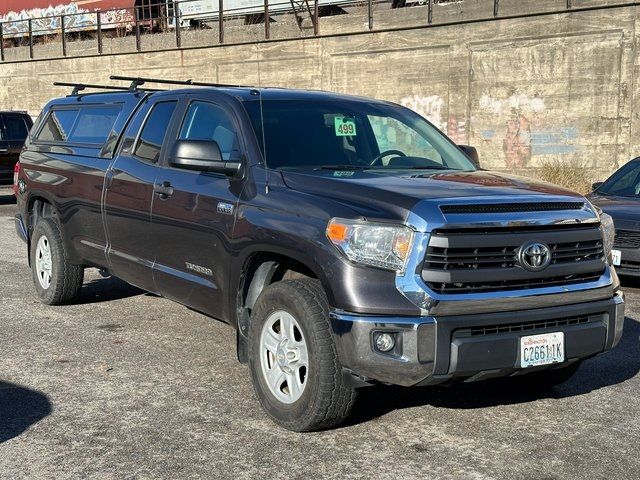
[{"xmin": 1, "ymin": 1, "xmax": 640, "ymax": 181}]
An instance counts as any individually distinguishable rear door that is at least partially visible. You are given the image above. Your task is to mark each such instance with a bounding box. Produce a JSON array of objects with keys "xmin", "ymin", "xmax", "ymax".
[
  {"xmin": 104, "ymin": 97, "xmax": 179, "ymax": 292},
  {"xmin": 0, "ymin": 114, "xmax": 30, "ymax": 185},
  {"xmin": 150, "ymin": 96, "xmax": 245, "ymax": 317}
]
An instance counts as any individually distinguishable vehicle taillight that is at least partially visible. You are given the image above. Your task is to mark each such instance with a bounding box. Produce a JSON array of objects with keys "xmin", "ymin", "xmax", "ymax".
[{"xmin": 13, "ymin": 162, "xmax": 21, "ymax": 196}]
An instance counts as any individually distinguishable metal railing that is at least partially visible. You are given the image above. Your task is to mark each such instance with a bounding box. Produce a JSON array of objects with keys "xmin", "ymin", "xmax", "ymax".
[{"xmin": 0, "ymin": 0, "xmax": 629, "ymax": 62}]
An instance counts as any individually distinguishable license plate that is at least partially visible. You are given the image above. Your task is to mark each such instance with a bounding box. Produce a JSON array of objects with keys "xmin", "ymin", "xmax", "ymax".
[
  {"xmin": 520, "ymin": 332, "xmax": 565, "ymax": 368},
  {"xmin": 612, "ymin": 249, "xmax": 622, "ymax": 266}
]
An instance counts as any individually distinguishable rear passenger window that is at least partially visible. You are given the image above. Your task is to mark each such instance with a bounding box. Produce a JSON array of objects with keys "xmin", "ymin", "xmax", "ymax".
[
  {"xmin": 37, "ymin": 109, "xmax": 79, "ymax": 142},
  {"xmin": 68, "ymin": 107, "xmax": 120, "ymax": 144},
  {"xmin": 4, "ymin": 116, "xmax": 29, "ymax": 140},
  {"xmin": 134, "ymin": 101, "xmax": 177, "ymax": 163},
  {"xmin": 36, "ymin": 105, "xmax": 121, "ymax": 145}
]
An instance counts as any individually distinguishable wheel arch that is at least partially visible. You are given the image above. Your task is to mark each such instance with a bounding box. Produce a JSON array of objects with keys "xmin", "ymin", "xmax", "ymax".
[
  {"xmin": 24, "ymin": 194, "xmax": 58, "ymax": 265},
  {"xmin": 235, "ymin": 250, "xmax": 330, "ymax": 363}
]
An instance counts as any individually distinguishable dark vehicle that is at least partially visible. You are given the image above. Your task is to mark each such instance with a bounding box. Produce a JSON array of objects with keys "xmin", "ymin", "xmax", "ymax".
[
  {"xmin": 589, "ymin": 157, "xmax": 640, "ymax": 277},
  {"xmin": 14, "ymin": 77, "xmax": 625, "ymax": 431},
  {"xmin": 0, "ymin": 111, "xmax": 32, "ymax": 187}
]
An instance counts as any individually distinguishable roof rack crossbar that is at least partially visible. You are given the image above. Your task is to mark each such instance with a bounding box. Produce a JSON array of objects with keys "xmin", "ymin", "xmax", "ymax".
[
  {"xmin": 109, "ymin": 75, "xmax": 248, "ymax": 89},
  {"xmin": 53, "ymin": 81, "xmax": 163, "ymax": 96},
  {"xmin": 54, "ymin": 82, "xmax": 130, "ymax": 95}
]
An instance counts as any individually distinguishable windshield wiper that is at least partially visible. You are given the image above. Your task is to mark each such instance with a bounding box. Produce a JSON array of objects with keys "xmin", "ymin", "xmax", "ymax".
[
  {"xmin": 401, "ymin": 165, "xmax": 461, "ymax": 170},
  {"xmin": 314, "ymin": 165, "xmax": 368, "ymax": 171}
]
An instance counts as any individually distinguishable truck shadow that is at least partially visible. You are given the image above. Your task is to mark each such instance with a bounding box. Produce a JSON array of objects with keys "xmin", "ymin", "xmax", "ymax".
[
  {"xmin": 347, "ymin": 316, "xmax": 640, "ymax": 426},
  {"xmin": 0, "ymin": 380, "xmax": 52, "ymax": 443},
  {"xmin": 75, "ymin": 275, "xmax": 144, "ymax": 305}
]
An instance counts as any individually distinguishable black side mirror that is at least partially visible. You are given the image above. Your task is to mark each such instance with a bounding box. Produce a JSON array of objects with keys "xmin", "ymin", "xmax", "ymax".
[
  {"xmin": 170, "ymin": 139, "xmax": 241, "ymax": 177},
  {"xmin": 592, "ymin": 181, "xmax": 604, "ymax": 191},
  {"xmin": 458, "ymin": 145, "xmax": 480, "ymax": 168}
]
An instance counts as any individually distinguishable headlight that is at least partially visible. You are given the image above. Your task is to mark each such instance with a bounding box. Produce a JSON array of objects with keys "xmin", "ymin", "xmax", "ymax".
[
  {"xmin": 600, "ymin": 212, "xmax": 615, "ymax": 257},
  {"xmin": 326, "ymin": 218, "xmax": 414, "ymax": 273}
]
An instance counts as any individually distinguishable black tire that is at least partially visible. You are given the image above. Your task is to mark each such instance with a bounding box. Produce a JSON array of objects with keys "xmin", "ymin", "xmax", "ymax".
[
  {"xmin": 30, "ymin": 217, "xmax": 84, "ymax": 305},
  {"xmin": 518, "ymin": 361, "xmax": 582, "ymax": 388},
  {"xmin": 248, "ymin": 279, "xmax": 357, "ymax": 432}
]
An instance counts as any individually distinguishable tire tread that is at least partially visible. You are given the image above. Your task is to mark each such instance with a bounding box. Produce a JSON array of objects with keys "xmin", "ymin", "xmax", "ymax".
[
  {"xmin": 249, "ymin": 278, "xmax": 356, "ymax": 432},
  {"xmin": 31, "ymin": 217, "xmax": 83, "ymax": 305}
]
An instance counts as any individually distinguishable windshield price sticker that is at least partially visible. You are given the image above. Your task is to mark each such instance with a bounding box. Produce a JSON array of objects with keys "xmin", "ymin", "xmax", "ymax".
[{"xmin": 335, "ymin": 117, "xmax": 357, "ymax": 137}]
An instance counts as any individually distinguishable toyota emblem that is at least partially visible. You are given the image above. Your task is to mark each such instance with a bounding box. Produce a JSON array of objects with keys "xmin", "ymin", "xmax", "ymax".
[{"xmin": 518, "ymin": 242, "xmax": 552, "ymax": 272}]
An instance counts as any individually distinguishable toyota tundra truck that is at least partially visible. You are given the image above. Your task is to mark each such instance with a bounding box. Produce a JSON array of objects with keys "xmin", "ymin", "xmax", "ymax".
[{"xmin": 14, "ymin": 77, "xmax": 625, "ymax": 432}]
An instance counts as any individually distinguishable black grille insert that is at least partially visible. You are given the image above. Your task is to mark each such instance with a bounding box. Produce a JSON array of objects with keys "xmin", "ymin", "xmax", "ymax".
[
  {"xmin": 440, "ymin": 202, "xmax": 585, "ymax": 214},
  {"xmin": 428, "ymin": 272, "xmax": 602, "ymax": 294},
  {"xmin": 422, "ymin": 225, "xmax": 606, "ymax": 294},
  {"xmin": 614, "ymin": 230, "xmax": 640, "ymax": 249},
  {"xmin": 454, "ymin": 314, "xmax": 595, "ymax": 338},
  {"xmin": 424, "ymin": 240, "xmax": 604, "ymax": 271}
]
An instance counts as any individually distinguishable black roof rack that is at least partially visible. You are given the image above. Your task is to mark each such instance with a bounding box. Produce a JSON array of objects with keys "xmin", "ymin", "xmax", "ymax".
[
  {"xmin": 54, "ymin": 81, "xmax": 163, "ymax": 96},
  {"xmin": 109, "ymin": 75, "xmax": 249, "ymax": 90}
]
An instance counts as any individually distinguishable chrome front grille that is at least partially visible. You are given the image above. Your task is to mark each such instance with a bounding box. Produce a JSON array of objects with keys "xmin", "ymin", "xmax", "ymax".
[
  {"xmin": 422, "ymin": 225, "xmax": 606, "ymax": 294},
  {"xmin": 424, "ymin": 240, "xmax": 603, "ymax": 271}
]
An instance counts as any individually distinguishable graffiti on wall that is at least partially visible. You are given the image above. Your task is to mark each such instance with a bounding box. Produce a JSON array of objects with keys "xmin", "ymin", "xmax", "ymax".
[
  {"xmin": 399, "ymin": 94, "xmax": 467, "ymax": 143},
  {"xmin": 0, "ymin": 4, "xmax": 134, "ymax": 37},
  {"xmin": 400, "ymin": 94, "xmax": 446, "ymax": 131},
  {"xmin": 477, "ymin": 92, "xmax": 579, "ymax": 169}
]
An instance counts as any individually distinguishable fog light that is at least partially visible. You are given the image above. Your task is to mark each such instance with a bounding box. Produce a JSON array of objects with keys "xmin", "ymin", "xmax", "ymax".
[{"xmin": 374, "ymin": 332, "xmax": 395, "ymax": 353}]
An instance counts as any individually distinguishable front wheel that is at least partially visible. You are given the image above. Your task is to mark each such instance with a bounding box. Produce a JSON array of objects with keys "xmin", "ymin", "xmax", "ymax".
[
  {"xmin": 248, "ymin": 279, "xmax": 357, "ymax": 432},
  {"xmin": 30, "ymin": 217, "xmax": 84, "ymax": 305}
]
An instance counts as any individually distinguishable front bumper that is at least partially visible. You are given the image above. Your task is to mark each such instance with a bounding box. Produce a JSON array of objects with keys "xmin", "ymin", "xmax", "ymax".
[{"xmin": 331, "ymin": 291, "xmax": 625, "ymax": 387}]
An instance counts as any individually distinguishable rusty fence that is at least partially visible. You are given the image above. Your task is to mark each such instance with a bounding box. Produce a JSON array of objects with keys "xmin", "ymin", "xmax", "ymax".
[{"xmin": 0, "ymin": 0, "xmax": 625, "ymax": 62}]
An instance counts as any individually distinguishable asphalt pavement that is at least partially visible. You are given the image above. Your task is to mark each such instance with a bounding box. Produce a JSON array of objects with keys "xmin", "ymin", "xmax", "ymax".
[{"xmin": 0, "ymin": 190, "xmax": 639, "ymax": 479}]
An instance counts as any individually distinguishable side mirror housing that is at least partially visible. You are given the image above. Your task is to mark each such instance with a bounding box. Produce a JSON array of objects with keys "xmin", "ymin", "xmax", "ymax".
[
  {"xmin": 170, "ymin": 139, "xmax": 241, "ymax": 177},
  {"xmin": 592, "ymin": 181, "xmax": 604, "ymax": 191},
  {"xmin": 458, "ymin": 145, "xmax": 480, "ymax": 168}
]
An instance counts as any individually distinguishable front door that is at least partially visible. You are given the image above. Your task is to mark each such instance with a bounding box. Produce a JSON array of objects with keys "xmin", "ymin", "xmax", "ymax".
[
  {"xmin": 151, "ymin": 97, "xmax": 244, "ymax": 318},
  {"xmin": 104, "ymin": 98, "xmax": 179, "ymax": 292}
]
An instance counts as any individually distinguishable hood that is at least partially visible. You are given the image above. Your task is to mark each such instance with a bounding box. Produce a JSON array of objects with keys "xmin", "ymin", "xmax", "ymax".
[
  {"xmin": 281, "ymin": 169, "xmax": 584, "ymax": 220},
  {"xmin": 588, "ymin": 193, "xmax": 640, "ymax": 228}
]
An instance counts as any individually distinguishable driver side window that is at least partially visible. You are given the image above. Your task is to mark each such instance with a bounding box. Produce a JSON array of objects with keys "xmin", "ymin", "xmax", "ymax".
[
  {"xmin": 367, "ymin": 115, "xmax": 442, "ymax": 164},
  {"xmin": 179, "ymin": 101, "xmax": 240, "ymax": 161}
]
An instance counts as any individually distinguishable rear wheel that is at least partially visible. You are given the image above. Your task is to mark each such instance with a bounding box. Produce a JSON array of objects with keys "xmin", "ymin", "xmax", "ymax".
[
  {"xmin": 30, "ymin": 217, "xmax": 84, "ymax": 305},
  {"xmin": 248, "ymin": 279, "xmax": 357, "ymax": 432}
]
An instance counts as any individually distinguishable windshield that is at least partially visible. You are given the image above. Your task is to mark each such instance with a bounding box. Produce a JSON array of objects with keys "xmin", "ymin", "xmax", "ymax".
[
  {"xmin": 243, "ymin": 98, "xmax": 476, "ymax": 172},
  {"xmin": 598, "ymin": 161, "xmax": 640, "ymax": 197}
]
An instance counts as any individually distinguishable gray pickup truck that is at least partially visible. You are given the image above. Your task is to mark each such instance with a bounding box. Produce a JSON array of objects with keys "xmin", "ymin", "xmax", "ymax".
[{"xmin": 14, "ymin": 77, "xmax": 625, "ymax": 431}]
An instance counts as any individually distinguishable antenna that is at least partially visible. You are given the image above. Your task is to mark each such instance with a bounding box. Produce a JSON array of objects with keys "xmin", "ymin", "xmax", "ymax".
[{"xmin": 255, "ymin": 89, "xmax": 271, "ymax": 195}]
